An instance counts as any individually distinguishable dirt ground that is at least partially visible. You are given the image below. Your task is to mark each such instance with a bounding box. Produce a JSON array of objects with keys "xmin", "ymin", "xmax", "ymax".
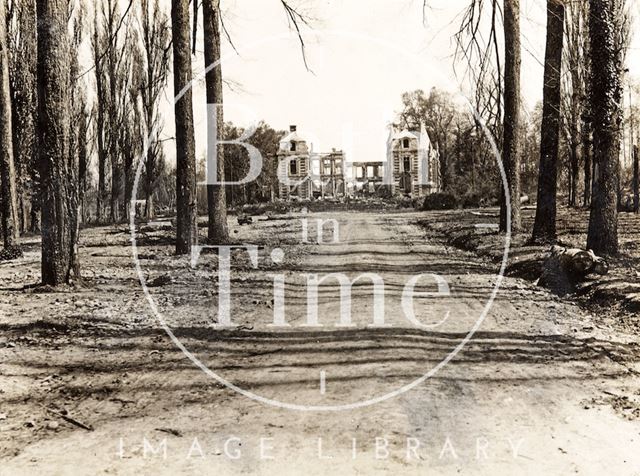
[
  {"xmin": 420, "ymin": 206, "xmax": 640, "ymax": 333},
  {"xmin": 1, "ymin": 209, "xmax": 639, "ymax": 475}
]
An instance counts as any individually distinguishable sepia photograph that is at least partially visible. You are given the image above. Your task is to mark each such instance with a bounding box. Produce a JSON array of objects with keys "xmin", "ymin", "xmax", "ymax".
[{"xmin": 0, "ymin": 0, "xmax": 639, "ymax": 474}]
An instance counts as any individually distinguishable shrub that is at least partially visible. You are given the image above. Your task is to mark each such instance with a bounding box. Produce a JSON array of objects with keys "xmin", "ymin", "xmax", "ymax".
[
  {"xmin": 391, "ymin": 196, "xmax": 414, "ymax": 209},
  {"xmin": 422, "ymin": 192, "xmax": 459, "ymax": 210},
  {"xmin": 461, "ymin": 192, "xmax": 482, "ymax": 209},
  {"xmin": 375, "ymin": 185, "xmax": 393, "ymax": 200}
]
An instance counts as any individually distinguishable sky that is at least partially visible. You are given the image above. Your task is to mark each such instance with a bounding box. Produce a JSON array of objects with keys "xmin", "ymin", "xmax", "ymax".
[{"xmin": 145, "ymin": 0, "xmax": 640, "ymax": 165}]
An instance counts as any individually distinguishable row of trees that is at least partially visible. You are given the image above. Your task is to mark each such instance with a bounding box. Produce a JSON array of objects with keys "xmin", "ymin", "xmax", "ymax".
[
  {"xmin": 0, "ymin": 0, "xmax": 634, "ymax": 287},
  {"xmin": 396, "ymin": 87, "xmax": 541, "ymax": 205},
  {"xmin": 0, "ymin": 0, "xmax": 304, "ymax": 284},
  {"xmin": 531, "ymin": 0, "xmax": 631, "ymax": 255},
  {"xmin": 0, "ymin": 0, "xmax": 175, "ymax": 282},
  {"xmin": 1, "ymin": 1, "xmax": 167, "ymax": 228},
  {"xmin": 442, "ymin": 0, "xmax": 634, "ymax": 255},
  {"xmin": 0, "ymin": 0, "xmax": 19, "ymax": 251}
]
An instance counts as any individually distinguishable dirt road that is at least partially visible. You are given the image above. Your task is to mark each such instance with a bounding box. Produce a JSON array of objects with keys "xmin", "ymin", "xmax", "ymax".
[{"xmin": 1, "ymin": 210, "xmax": 639, "ymax": 475}]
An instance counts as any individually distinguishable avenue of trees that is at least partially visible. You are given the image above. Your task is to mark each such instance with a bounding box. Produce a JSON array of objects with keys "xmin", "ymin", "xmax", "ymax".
[
  {"xmin": 406, "ymin": 0, "xmax": 635, "ymax": 255},
  {"xmin": 0, "ymin": 0, "xmax": 302, "ymax": 284},
  {"xmin": 0, "ymin": 0, "xmax": 636, "ymax": 285}
]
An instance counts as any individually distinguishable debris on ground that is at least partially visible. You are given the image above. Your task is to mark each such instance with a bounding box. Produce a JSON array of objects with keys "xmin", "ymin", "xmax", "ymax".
[
  {"xmin": 539, "ymin": 246, "xmax": 608, "ymax": 296},
  {"xmin": 418, "ymin": 206, "xmax": 640, "ymax": 331}
]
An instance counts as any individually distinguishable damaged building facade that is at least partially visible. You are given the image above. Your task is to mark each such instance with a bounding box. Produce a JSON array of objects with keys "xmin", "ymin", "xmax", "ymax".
[
  {"xmin": 388, "ymin": 126, "xmax": 441, "ymax": 197},
  {"xmin": 277, "ymin": 125, "xmax": 440, "ymax": 200},
  {"xmin": 352, "ymin": 161, "xmax": 385, "ymax": 195},
  {"xmin": 277, "ymin": 126, "xmax": 346, "ymax": 200}
]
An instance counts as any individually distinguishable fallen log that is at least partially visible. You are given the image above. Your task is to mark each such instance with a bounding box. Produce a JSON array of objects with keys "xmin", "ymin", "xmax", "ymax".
[
  {"xmin": 538, "ymin": 246, "xmax": 608, "ymax": 296},
  {"xmin": 139, "ymin": 220, "xmax": 174, "ymax": 233}
]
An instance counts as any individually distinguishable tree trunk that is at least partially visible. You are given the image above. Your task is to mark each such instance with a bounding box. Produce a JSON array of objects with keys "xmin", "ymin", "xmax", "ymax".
[
  {"xmin": 19, "ymin": 195, "xmax": 29, "ymax": 232},
  {"xmin": 499, "ymin": 0, "xmax": 522, "ymax": 233},
  {"xmin": 144, "ymin": 193, "xmax": 155, "ymax": 219},
  {"xmin": 532, "ymin": 1, "xmax": 564, "ymax": 243},
  {"xmin": 79, "ymin": 127, "xmax": 87, "ymax": 225},
  {"xmin": 67, "ymin": 124, "xmax": 81, "ymax": 281},
  {"xmin": 140, "ymin": 0, "xmax": 171, "ymax": 221},
  {"xmin": 9, "ymin": 0, "xmax": 37, "ymax": 236},
  {"xmin": 37, "ymin": 0, "xmax": 75, "ymax": 285},
  {"xmin": 110, "ymin": 161, "xmax": 121, "ymax": 223},
  {"xmin": 172, "ymin": 0, "xmax": 198, "ymax": 255},
  {"xmin": 582, "ymin": 68, "xmax": 593, "ymax": 209},
  {"xmin": 586, "ymin": 0, "xmax": 622, "ymax": 256},
  {"xmin": 583, "ymin": 131, "xmax": 592, "ymax": 207},
  {"xmin": 633, "ymin": 145, "xmax": 639, "ymax": 213},
  {"xmin": 568, "ymin": 57, "xmax": 583, "ymax": 211},
  {"xmin": 93, "ymin": 19, "xmax": 107, "ymax": 223},
  {"xmin": 78, "ymin": 108, "xmax": 89, "ymax": 224},
  {"xmin": 142, "ymin": 110, "xmax": 155, "ymax": 220},
  {"xmin": 569, "ymin": 144, "xmax": 579, "ymax": 207},
  {"xmin": 0, "ymin": 0, "xmax": 20, "ymax": 250},
  {"xmin": 96, "ymin": 111, "xmax": 106, "ymax": 222},
  {"xmin": 563, "ymin": 0, "xmax": 589, "ymax": 210},
  {"xmin": 143, "ymin": 135, "xmax": 156, "ymax": 220},
  {"xmin": 122, "ymin": 131, "xmax": 134, "ymax": 221},
  {"xmin": 203, "ymin": 0, "xmax": 229, "ymax": 243},
  {"xmin": 106, "ymin": 2, "xmax": 121, "ymax": 225},
  {"xmin": 30, "ymin": 205, "xmax": 40, "ymax": 232}
]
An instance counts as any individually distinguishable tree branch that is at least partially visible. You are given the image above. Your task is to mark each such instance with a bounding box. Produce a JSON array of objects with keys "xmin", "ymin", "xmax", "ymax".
[{"xmin": 280, "ymin": 0, "xmax": 313, "ymax": 73}]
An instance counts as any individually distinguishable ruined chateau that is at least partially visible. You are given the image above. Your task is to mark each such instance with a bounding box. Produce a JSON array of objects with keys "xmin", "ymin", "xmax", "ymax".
[{"xmin": 277, "ymin": 125, "xmax": 441, "ymax": 200}]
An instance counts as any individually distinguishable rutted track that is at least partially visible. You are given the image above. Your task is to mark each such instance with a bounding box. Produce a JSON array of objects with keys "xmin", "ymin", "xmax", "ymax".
[{"xmin": 1, "ymin": 210, "xmax": 639, "ymax": 474}]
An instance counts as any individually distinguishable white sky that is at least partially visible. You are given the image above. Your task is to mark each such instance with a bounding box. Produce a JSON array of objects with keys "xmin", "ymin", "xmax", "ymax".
[{"xmin": 144, "ymin": 0, "xmax": 640, "ymax": 165}]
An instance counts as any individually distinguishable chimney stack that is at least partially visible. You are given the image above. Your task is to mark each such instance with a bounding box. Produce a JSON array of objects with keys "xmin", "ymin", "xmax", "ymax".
[{"xmin": 289, "ymin": 125, "xmax": 297, "ymax": 132}]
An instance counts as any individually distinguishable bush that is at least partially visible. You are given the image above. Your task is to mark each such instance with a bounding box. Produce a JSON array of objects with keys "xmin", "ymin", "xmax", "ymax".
[
  {"xmin": 461, "ymin": 192, "xmax": 482, "ymax": 209},
  {"xmin": 391, "ymin": 196, "xmax": 414, "ymax": 209},
  {"xmin": 422, "ymin": 192, "xmax": 459, "ymax": 210},
  {"xmin": 375, "ymin": 185, "xmax": 393, "ymax": 200}
]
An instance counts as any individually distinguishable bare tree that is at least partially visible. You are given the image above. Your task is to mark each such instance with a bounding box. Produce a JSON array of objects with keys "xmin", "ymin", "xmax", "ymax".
[
  {"xmin": 560, "ymin": 0, "xmax": 597, "ymax": 209},
  {"xmin": 532, "ymin": 1, "xmax": 564, "ymax": 243},
  {"xmin": 172, "ymin": 0, "xmax": 198, "ymax": 255},
  {"xmin": 77, "ymin": 105, "xmax": 91, "ymax": 224},
  {"xmin": 105, "ymin": 0, "xmax": 124, "ymax": 223},
  {"xmin": 90, "ymin": 0, "xmax": 135, "ymax": 224},
  {"xmin": 92, "ymin": 13, "xmax": 108, "ymax": 222},
  {"xmin": 139, "ymin": 0, "xmax": 171, "ymax": 219},
  {"xmin": 203, "ymin": 0, "xmax": 229, "ymax": 243},
  {"xmin": 117, "ymin": 23, "xmax": 148, "ymax": 221},
  {"xmin": 8, "ymin": 0, "xmax": 38, "ymax": 234},
  {"xmin": 37, "ymin": 0, "xmax": 75, "ymax": 284},
  {"xmin": 0, "ymin": 0, "xmax": 20, "ymax": 250},
  {"xmin": 561, "ymin": 0, "xmax": 588, "ymax": 208},
  {"xmin": 120, "ymin": 105, "xmax": 140, "ymax": 220},
  {"xmin": 453, "ymin": 0, "xmax": 524, "ymax": 226},
  {"xmin": 197, "ymin": 0, "xmax": 309, "ymax": 241},
  {"xmin": 110, "ymin": 29, "xmax": 136, "ymax": 220},
  {"xmin": 397, "ymin": 88, "xmax": 460, "ymax": 192},
  {"xmin": 633, "ymin": 145, "xmax": 639, "ymax": 213},
  {"xmin": 586, "ymin": 0, "xmax": 624, "ymax": 255},
  {"xmin": 499, "ymin": 0, "xmax": 522, "ymax": 233},
  {"xmin": 66, "ymin": 1, "xmax": 87, "ymax": 276},
  {"xmin": 123, "ymin": 57, "xmax": 142, "ymax": 220},
  {"xmin": 454, "ymin": 0, "xmax": 504, "ymax": 142}
]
